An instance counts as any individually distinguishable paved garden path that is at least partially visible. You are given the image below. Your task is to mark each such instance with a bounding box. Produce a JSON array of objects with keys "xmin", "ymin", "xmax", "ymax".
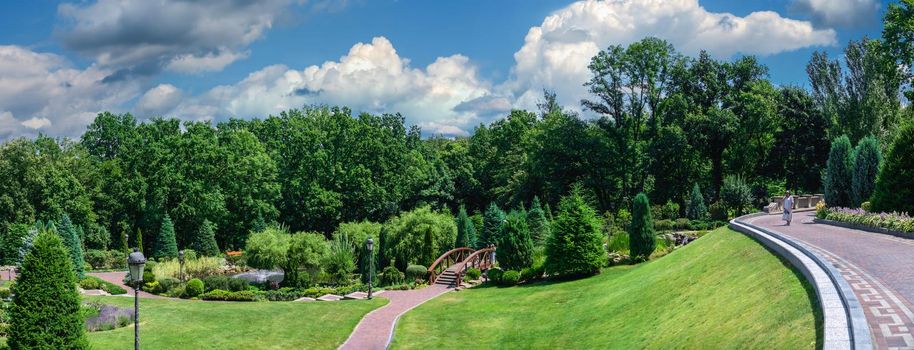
[
  {"xmin": 750, "ymin": 212, "xmax": 914, "ymax": 349},
  {"xmin": 88, "ymin": 271, "xmax": 163, "ymax": 299},
  {"xmin": 339, "ymin": 284, "xmax": 452, "ymax": 350}
]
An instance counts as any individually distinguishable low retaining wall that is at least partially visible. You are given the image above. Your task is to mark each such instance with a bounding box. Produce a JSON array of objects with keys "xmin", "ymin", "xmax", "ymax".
[
  {"xmin": 814, "ymin": 218, "xmax": 914, "ymax": 240},
  {"xmin": 730, "ymin": 214, "xmax": 872, "ymax": 350}
]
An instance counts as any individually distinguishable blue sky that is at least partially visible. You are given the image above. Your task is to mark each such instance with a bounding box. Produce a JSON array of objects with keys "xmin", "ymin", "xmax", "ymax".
[{"xmin": 0, "ymin": 0, "xmax": 893, "ymax": 138}]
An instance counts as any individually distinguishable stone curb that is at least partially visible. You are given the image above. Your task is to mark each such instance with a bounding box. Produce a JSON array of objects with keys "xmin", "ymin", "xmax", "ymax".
[
  {"xmin": 813, "ymin": 218, "xmax": 914, "ymax": 240},
  {"xmin": 730, "ymin": 214, "xmax": 872, "ymax": 350}
]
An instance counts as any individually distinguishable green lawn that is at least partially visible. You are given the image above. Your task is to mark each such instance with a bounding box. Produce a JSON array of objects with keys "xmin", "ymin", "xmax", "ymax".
[
  {"xmin": 84, "ymin": 296, "xmax": 386, "ymax": 350},
  {"xmin": 392, "ymin": 227, "xmax": 821, "ymax": 349}
]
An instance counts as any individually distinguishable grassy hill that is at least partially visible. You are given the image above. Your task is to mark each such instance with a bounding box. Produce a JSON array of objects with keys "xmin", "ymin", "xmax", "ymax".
[{"xmin": 392, "ymin": 227, "xmax": 821, "ymax": 349}]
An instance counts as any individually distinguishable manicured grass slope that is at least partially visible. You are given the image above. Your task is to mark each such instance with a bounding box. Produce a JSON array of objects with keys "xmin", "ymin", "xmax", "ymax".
[
  {"xmin": 392, "ymin": 228, "xmax": 821, "ymax": 349},
  {"xmin": 86, "ymin": 297, "xmax": 386, "ymax": 350}
]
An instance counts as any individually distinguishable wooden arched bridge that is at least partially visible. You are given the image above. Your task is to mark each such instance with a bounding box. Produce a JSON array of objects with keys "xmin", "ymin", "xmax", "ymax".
[{"xmin": 427, "ymin": 245, "xmax": 496, "ymax": 286}]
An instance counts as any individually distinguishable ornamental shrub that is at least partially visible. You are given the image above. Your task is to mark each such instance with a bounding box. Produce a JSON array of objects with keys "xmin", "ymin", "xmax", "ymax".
[
  {"xmin": 201, "ymin": 289, "xmax": 256, "ymax": 301},
  {"xmin": 8, "ymin": 231, "xmax": 88, "ymax": 349},
  {"xmin": 465, "ymin": 268, "xmax": 482, "ymax": 281},
  {"xmin": 824, "ymin": 135, "xmax": 855, "ymax": 208},
  {"xmin": 851, "ymin": 136, "xmax": 882, "ymax": 207},
  {"xmin": 661, "ymin": 201, "xmax": 680, "ymax": 220},
  {"xmin": 85, "ymin": 249, "xmax": 108, "ymax": 270},
  {"xmin": 455, "ymin": 205, "xmax": 477, "ymax": 248},
  {"xmin": 380, "ymin": 265, "xmax": 404, "ymax": 286},
  {"xmin": 58, "ymin": 215, "xmax": 85, "ymax": 278},
  {"xmin": 79, "ymin": 277, "xmax": 101, "ymax": 290},
  {"xmin": 285, "ymin": 232, "xmax": 328, "ymax": 288},
  {"xmin": 720, "ymin": 175, "xmax": 753, "ymax": 216},
  {"xmin": 324, "ymin": 234, "xmax": 356, "ymax": 285},
  {"xmin": 154, "ymin": 214, "xmax": 178, "ymax": 260},
  {"xmin": 194, "ymin": 220, "xmax": 220, "ymax": 257},
  {"xmin": 405, "ymin": 264, "xmax": 428, "ymax": 283},
  {"xmin": 486, "ymin": 267, "xmax": 504, "ymax": 283},
  {"xmin": 527, "ymin": 196, "xmax": 551, "ymax": 244},
  {"xmin": 871, "ymin": 123, "xmax": 914, "ymax": 214},
  {"xmin": 479, "ymin": 203, "xmax": 506, "ymax": 248},
  {"xmin": 202, "ymin": 275, "xmax": 249, "ymax": 293},
  {"xmin": 494, "ymin": 210, "xmax": 534, "ymax": 271},
  {"xmin": 629, "ymin": 193, "xmax": 656, "ymax": 261},
  {"xmin": 519, "ymin": 267, "xmax": 537, "ymax": 282},
  {"xmin": 686, "ymin": 184, "xmax": 708, "ymax": 220},
  {"xmin": 544, "ymin": 188, "xmax": 606, "ymax": 277},
  {"xmin": 185, "ymin": 278, "xmax": 204, "ymax": 298},
  {"xmin": 709, "ymin": 201, "xmax": 728, "ymax": 221},
  {"xmin": 500, "ymin": 270, "xmax": 520, "ymax": 286}
]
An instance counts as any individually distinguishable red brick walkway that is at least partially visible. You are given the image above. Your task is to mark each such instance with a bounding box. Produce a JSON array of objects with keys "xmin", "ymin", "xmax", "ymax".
[
  {"xmin": 88, "ymin": 271, "xmax": 163, "ymax": 299},
  {"xmin": 339, "ymin": 284, "xmax": 452, "ymax": 350},
  {"xmin": 750, "ymin": 212, "xmax": 914, "ymax": 349}
]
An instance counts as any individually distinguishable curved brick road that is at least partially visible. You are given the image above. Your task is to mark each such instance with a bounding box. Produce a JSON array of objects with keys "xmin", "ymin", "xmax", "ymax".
[
  {"xmin": 750, "ymin": 212, "xmax": 914, "ymax": 349},
  {"xmin": 88, "ymin": 271, "xmax": 163, "ymax": 298},
  {"xmin": 339, "ymin": 284, "xmax": 451, "ymax": 350}
]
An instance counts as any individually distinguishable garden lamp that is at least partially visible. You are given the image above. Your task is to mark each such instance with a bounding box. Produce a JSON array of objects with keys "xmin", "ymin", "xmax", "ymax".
[
  {"xmin": 127, "ymin": 248, "xmax": 146, "ymax": 350},
  {"xmin": 366, "ymin": 238, "xmax": 374, "ymax": 300}
]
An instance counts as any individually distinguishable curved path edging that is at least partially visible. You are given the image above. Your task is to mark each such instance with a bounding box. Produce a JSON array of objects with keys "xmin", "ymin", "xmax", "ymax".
[
  {"xmin": 813, "ymin": 218, "xmax": 914, "ymax": 240},
  {"xmin": 730, "ymin": 214, "xmax": 872, "ymax": 350},
  {"xmin": 338, "ymin": 284, "xmax": 452, "ymax": 350}
]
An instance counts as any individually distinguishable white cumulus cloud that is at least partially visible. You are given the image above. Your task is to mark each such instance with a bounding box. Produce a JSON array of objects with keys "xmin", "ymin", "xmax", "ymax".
[
  {"xmin": 136, "ymin": 84, "xmax": 183, "ymax": 117},
  {"xmin": 790, "ymin": 0, "xmax": 879, "ymax": 28}
]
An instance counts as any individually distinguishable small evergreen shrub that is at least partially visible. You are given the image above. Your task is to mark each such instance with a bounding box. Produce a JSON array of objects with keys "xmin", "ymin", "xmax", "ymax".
[
  {"xmin": 486, "ymin": 267, "xmax": 504, "ymax": 283},
  {"xmin": 405, "ymin": 265, "xmax": 428, "ymax": 283},
  {"xmin": 661, "ymin": 201, "xmax": 680, "ymax": 220},
  {"xmin": 0, "ymin": 287, "xmax": 11, "ymax": 299},
  {"xmin": 85, "ymin": 249, "xmax": 108, "ymax": 270},
  {"xmin": 686, "ymin": 184, "xmax": 708, "ymax": 220},
  {"xmin": 629, "ymin": 193, "xmax": 656, "ymax": 261},
  {"xmin": 185, "ymin": 278, "xmax": 204, "ymax": 298},
  {"xmin": 500, "ymin": 270, "xmax": 520, "ymax": 286},
  {"xmin": 380, "ymin": 266, "xmax": 404, "ymax": 286},
  {"xmin": 465, "ymin": 268, "xmax": 482, "ymax": 281},
  {"xmin": 674, "ymin": 218, "xmax": 690, "ymax": 230}
]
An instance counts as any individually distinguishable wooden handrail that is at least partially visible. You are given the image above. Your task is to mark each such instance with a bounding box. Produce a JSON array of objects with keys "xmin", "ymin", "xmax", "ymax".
[
  {"xmin": 427, "ymin": 247, "xmax": 475, "ymax": 284},
  {"xmin": 454, "ymin": 247, "xmax": 495, "ymax": 284}
]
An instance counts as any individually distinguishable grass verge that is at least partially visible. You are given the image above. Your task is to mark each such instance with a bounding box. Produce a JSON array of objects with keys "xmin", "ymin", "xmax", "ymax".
[{"xmin": 392, "ymin": 227, "xmax": 821, "ymax": 349}]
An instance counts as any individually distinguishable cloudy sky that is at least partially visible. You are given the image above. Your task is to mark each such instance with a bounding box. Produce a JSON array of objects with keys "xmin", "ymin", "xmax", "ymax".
[{"xmin": 0, "ymin": 0, "xmax": 888, "ymax": 139}]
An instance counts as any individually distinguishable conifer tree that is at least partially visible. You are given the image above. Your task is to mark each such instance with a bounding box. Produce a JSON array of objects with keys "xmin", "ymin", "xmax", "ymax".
[
  {"xmin": 9, "ymin": 230, "xmax": 88, "ymax": 349},
  {"xmin": 57, "ymin": 215, "xmax": 85, "ymax": 278},
  {"xmin": 455, "ymin": 205, "xmax": 477, "ymax": 248},
  {"xmin": 686, "ymin": 184, "xmax": 707, "ymax": 220},
  {"xmin": 872, "ymin": 123, "xmax": 914, "ymax": 214},
  {"xmin": 851, "ymin": 136, "xmax": 882, "ymax": 207},
  {"xmin": 495, "ymin": 210, "xmax": 534, "ymax": 271},
  {"xmin": 527, "ymin": 196, "xmax": 551, "ymax": 244},
  {"xmin": 629, "ymin": 193, "xmax": 656, "ymax": 261},
  {"xmin": 544, "ymin": 188, "xmax": 605, "ymax": 277},
  {"xmin": 194, "ymin": 220, "xmax": 221, "ymax": 256},
  {"xmin": 136, "ymin": 228, "xmax": 144, "ymax": 253},
  {"xmin": 155, "ymin": 214, "xmax": 178, "ymax": 259},
  {"xmin": 824, "ymin": 135, "xmax": 855, "ymax": 207},
  {"xmin": 480, "ymin": 202, "xmax": 505, "ymax": 248}
]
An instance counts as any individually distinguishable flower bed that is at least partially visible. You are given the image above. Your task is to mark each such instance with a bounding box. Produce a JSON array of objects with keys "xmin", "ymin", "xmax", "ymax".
[
  {"xmin": 84, "ymin": 302, "xmax": 134, "ymax": 332},
  {"xmin": 817, "ymin": 206, "xmax": 914, "ymax": 237}
]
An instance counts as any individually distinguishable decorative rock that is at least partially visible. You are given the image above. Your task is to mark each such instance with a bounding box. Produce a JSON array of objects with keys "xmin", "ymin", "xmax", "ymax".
[
  {"xmin": 344, "ymin": 292, "xmax": 369, "ymax": 300},
  {"xmin": 316, "ymin": 294, "xmax": 343, "ymax": 301},
  {"xmin": 294, "ymin": 297, "xmax": 316, "ymax": 302},
  {"xmin": 81, "ymin": 289, "xmax": 109, "ymax": 296}
]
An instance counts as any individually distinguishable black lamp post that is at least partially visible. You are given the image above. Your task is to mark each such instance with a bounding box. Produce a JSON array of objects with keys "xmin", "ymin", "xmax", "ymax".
[
  {"xmin": 366, "ymin": 238, "xmax": 374, "ymax": 300},
  {"xmin": 178, "ymin": 250, "xmax": 185, "ymax": 282},
  {"xmin": 127, "ymin": 248, "xmax": 146, "ymax": 350}
]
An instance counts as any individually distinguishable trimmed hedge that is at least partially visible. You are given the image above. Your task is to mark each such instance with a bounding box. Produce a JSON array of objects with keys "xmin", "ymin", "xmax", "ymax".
[
  {"xmin": 405, "ymin": 265, "xmax": 428, "ymax": 283},
  {"xmin": 80, "ymin": 276, "xmax": 127, "ymax": 295},
  {"xmin": 200, "ymin": 289, "xmax": 256, "ymax": 301},
  {"xmin": 500, "ymin": 270, "xmax": 520, "ymax": 286}
]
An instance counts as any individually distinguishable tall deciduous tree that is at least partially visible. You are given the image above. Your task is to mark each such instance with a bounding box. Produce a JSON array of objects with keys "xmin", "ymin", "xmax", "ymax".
[{"xmin": 767, "ymin": 87, "xmax": 831, "ymax": 193}]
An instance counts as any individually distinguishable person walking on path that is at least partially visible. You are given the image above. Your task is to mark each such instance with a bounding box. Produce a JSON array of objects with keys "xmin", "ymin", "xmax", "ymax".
[{"xmin": 783, "ymin": 191, "xmax": 795, "ymax": 226}]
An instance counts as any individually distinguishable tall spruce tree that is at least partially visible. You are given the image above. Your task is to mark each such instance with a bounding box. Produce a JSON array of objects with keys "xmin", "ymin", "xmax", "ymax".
[
  {"xmin": 136, "ymin": 228, "xmax": 144, "ymax": 253},
  {"xmin": 495, "ymin": 210, "xmax": 534, "ymax": 271},
  {"xmin": 527, "ymin": 196, "xmax": 551, "ymax": 244},
  {"xmin": 851, "ymin": 136, "xmax": 882, "ymax": 207},
  {"xmin": 686, "ymin": 184, "xmax": 708, "ymax": 220},
  {"xmin": 194, "ymin": 220, "xmax": 221, "ymax": 256},
  {"xmin": 9, "ymin": 230, "xmax": 88, "ymax": 349},
  {"xmin": 480, "ymin": 202, "xmax": 505, "ymax": 248},
  {"xmin": 155, "ymin": 214, "xmax": 179, "ymax": 259},
  {"xmin": 871, "ymin": 123, "xmax": 914, "ymax": 214},
  {"xmin": 544, "ymin": 188, "xmax": 606, "ymax": 277},
  {"xmin": 629, "ymin": 193, "xmax": 656, "ymax": 261},
  {"xmin": 57, "ymin": 215, "xmax": 84, "ymax": 278},
  {"xmin": 824, "ymin": 135, "xmax": 855, "ymax": 207},
  {"xmin": 455, "ymin": 205, "xmax": 477, "ymax": 248}
]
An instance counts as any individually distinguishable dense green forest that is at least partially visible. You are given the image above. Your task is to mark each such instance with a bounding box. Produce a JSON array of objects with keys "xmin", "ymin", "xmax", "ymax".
[{"xmin": 1, "ymin": 3, "xmax": 913, "ymax": 258}]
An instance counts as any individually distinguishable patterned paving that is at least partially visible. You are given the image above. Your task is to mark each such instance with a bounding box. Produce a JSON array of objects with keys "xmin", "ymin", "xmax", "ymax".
[{"xmin": 751, "ymin": 213, "xmax": 914, "ymax": 350}]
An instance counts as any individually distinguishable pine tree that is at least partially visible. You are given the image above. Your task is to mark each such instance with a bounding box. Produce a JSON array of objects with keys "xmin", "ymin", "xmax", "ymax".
[
  {"xmin": 686, "ymin": 184, "xmax": 708, "ymax": 220},
  {"xmin": 251, "ymin": 212, "xmax": 267, "ymax": 233},
  {"xmin": 136, "ymin": 228, "xmax": 144, "ymax": 253},
  {"xmin": 872, "ymin": 123, "xmax": 914, "ymax": 214},
  {"xmin": 57, "ymin": 215, "xmax": 85, "ymax": 278},
  {"xmin": 194, "ymin": 220, "xmax": 221, "ymax": 256},
  {"xmin": 480, "ymin": 202, "xmax": 505, "ymax": 248},
  {"xmin": 851, "ymin": 136, "xmax": 882, "ymax": 207},
  {"xmin": 824, "ymin": 135, "xmax": 855, "ymax": 207},
  {"xmin": 9, "ymin": 230, "xmax": 88, "ymax": 349},
  {"xmin": 544, "ymin": 188, "xmax": 606, "ymax": 277},
  {"xmin": 527, "ymin": 196, "xmax": 551, "ymax": 244},
  {"xmin": 155, "ymin": 214, "xmax": 178, "ymax": 259},
  {"xmin": 629, "ymin": 193, "xmax": 656, "ymax": 261},
  {"xmin": 544, "ymin": 202, "xmax": 554, "ymax": 222},
  {"xmin": 455, "ymin": 205, "xmax": 477, "ymax": 248},
  {"xmin": 495, "ymin": 210, "xmax": 534, "ymax": 271}
]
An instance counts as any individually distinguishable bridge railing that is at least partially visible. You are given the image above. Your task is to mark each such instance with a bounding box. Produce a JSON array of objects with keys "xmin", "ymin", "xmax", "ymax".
[
  {"xmin": 427, "ymin": 247, "xmax": 474, "ymax": 284},
  {"xmin": 454, "ymin": 247, "xmax": 495, "ymax": 284}
]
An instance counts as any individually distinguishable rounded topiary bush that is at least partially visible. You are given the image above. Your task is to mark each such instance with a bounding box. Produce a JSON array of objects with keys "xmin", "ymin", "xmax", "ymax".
[
  {"xmin": 486, "ymin": 267, "xmax": 503, "ymax": 283},
  {"xmin": 500, "ymin": 270, "xmax": 520, "ymax": 286},
  {"xmin": 405, "ymin": 264, "xmax": 428, "ymax": 283},
  {"xmin": 185, "ymin": 278, "xmax": 204, "ymax": 298}
]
